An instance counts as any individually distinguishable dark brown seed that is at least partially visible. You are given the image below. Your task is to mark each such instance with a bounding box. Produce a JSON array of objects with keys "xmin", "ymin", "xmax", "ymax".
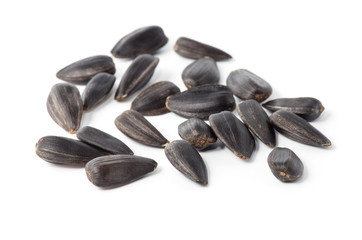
[
  {"xmin": 269, "ymin": 110, "xmax": 331, "ymax": 147},
  {"xmin": 178, "ymin": 118, "xmax": 217, "ymax": 149},
  {"xmin": 76, "ymin": 126, "xmax": 133, "ymax": 155},
  {"xmin": 268, "ymin": 147, "xmax": 304, "ymax": 182},
  {"xmin": 85, "ymin": 155, "xmax": 158, "ymax": 188},
  {"xmin": 164, "ymin": 140, "xmax": 208, "ymax": 185},
  {"xmin": 131, "ymin": 81, "xmax": 180, "ymax": 116},
  {"xmin": 174, "ymin": 37, "xmax": 232, "ymax": 61},
  {"xmin": 56, "ymin": 55, "xmax": 116, "ymax": 85},
  {"xmin": 262, "ymin": 97, "xmax": 325, "ymax": 121},
  {"xmin": 111, "ymin": 26, "xmax": 168, "ymax": 59},
  {"xmin": 82, "ymin": 73, "xmax": 116, "ymax": 110},
  {"xmin": 47, "ymin": 83, "xmax": 83, "ymax": 134},
  {"xmin": 181, "ymin": 57, "xmax": 220, "ymax": 88},
  {"xmin": 115, "ymin": 54, "xmax": 159, "ymax": 101},
  {"xmin": 209, "ymin": 111, "xmax": 255, "ymax": 159},
  {"xmin": 237, "ymin": 100, "xmax": 276, "ymax": 147},
  {"xmin": 166, "ymin": 85, "xmax": 236, "ymax": 120},
  {"xmin": 36, "ymin": 136, "xmax": 109, "ymax": 166},
  {"xmin": 114, "ymin": 110, "xmax": 169, "ymax": 148},
  {"xmin": 226, "ymin": 69, "xmax": 272, "ymax": 102}
]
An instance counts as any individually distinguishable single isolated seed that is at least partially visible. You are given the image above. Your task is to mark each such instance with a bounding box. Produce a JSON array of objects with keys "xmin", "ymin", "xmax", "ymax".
[
  {"xmin": 86, "ymin": 155, "xmax": 158, "ymax": 188},
  {"xmin": 47, "ymin": 83, "xmax": 83, "ymax": 134},
  {"xmin": 111, "ymin": 25, "xmax": 168, "ymax": 59},
  {"xmin": 56, "ymin": 55, "xmax": 116, "ymax": 85},
  {"xmin": 226, "ymin": 69, "xmax": 272, "ymax": 102},
  {"xmin": 267, "ymin": 147, "xmax": 304, "ymax": 182}
]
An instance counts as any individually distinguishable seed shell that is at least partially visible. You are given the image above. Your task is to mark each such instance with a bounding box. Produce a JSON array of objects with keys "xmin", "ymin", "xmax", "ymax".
[
  {"xmin": 269, "ymin": 110, "xmax": 331, "ymax": 147},
  {"xmin": 47, "ymin": 83, "xmax": 83, "ymax": 134},
  {"xmin": 164, "ymin": 140, "xmax": 208, "ymax": 185},
  {"xmin": 86, "ymin": 155, "xmax": 158, "ymax": 188}
]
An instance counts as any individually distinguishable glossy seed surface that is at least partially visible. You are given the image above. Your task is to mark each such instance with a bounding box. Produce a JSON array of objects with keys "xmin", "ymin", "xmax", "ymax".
[
  {"xmin": 115, "ymin": 110, "xmax": 169, "ymax": 148},
  {"xmin": 226, "ymin": 69, "xmax": 272, "ymax": 102},
  {"xmin": 115, "ymin": 54, "xmax": 159, "ymax": 101},
  {"xmin": 164, "ymin": 140, "xmax": 208, "ymax": 185},
  {"xmin": 237, "ymin": 100, "xmax": 276, "ymax": 147},
  {"xmin": 86, "ymin": 155, "xmax": 158, "ymax": 188},
  {"xmin": 76, "ymin": 126, "xmax": 133, "ymax": 155},
  {"xmin": 182, "ymin": 57, "xmax": 220, "ymax": 88},
  {"xmin": 47, "ymin": 83, "xmax": 83, "ymax": 134},
  {"xmin": 111, "ymin": 26, "xmax": 168, "ymax": 59},
  {"xmin": 166, "ymin": 85, "xmax": 235, "ymax": 120},
  {"xmin": 36, "ymin": 136, "xmax": 109, "ymax": 166},
  {"xmin": 56, "ymin": 55, "xmax": 116, "ymax": 85},
  {"xmin": 131, "ymin": 81, "xmax": 180, "ymax": 115},
  {"xmin": 174, "ymin": 37, "xmax": 232, "ymax": 61},
  {"xmin": 82, "ymin": 72, "xmax": 116, "ymax": 110},
  {"xmin": 268, "ymin": 147, "xmax": 304, "ymax": 182},
  {"xmin": 209, "ymin": 111, "xmax": 255, "ymax": 159},
  {"xmin": 262, "ymin": 97, "xmax": 325, "ymax": 121},
  {"xmin": 178, "ymin": 118, "xmax": 217, "ymax": 148},
  {"xmin": 269, "ymin": 110, "xmax": 331, "ymax": 147}
]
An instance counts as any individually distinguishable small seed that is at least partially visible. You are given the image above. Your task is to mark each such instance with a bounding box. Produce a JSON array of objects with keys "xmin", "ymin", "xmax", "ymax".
[
  {"xmin": 164, "ymin": 140, "xmax": 208, "ymax": 185},
  {"xmin": 85, "ymin": 155, "xmax": 158, "ymax": 188},
  {"xmin": 268, "ymin": 147, "xmax": 304, "ymax": 182},
  {"xmin": 56, "ymin": 55, "xmax": 115, "ymax": 85}
]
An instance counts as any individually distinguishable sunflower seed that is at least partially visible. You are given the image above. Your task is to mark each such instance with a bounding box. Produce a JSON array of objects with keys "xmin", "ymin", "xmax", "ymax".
[
  {"xmin": 85, "ymin": 155, "xmax": 158, "ymax": 188},
  {"xmin": 226, "ymin": 69, "xmax": 272, "ymax": 102},
  {"xmin": 166, "ymin": 85, "xmax": 235, "ymax": 120},
  {"xmin": 56, "ymin": 55, "xmax": 116, "ymax": 85},
  {"xmin": 115, "ymin": 54, "xmax": 159, "ymax": 101},
  {"xmin": 174, "ymin": 37, "xmax": 232, "ymax": 61},
  {"xmin": 178, "ymin": 118, "xmax": 217, "ymax": 149},
  {"xmin": 267, "ymin": 147, "xmax": 304, "ymax": 182},
  {"xmin": 115, "ymin": 110, "xmax": 169, "ymax": 148},
  {"xmin": 131, "ymin": 81, "xmax": 180, "ymax": 115},
  {"xmin": 111, "ymin": 26, "xmax": 168, "ymax": 59},
  {"xmin": 269, "ymin": 110, "xmax": 331, "ymax": 147},
  {"xmin": 47, "ymin": 83, "xmax": 83, "ymax": 134},
  {"xmin": 82, "ymin": 73, "xmax": 116, "ymax": 110},
  {"xmin": 164, "ymin": 140, "xmax": 208, "ymax": 185},
  {"xmin": 181, "ymin": 57, "xmax": 220, "ymax": 88},
  {"xmin": 209, "ymin": 111, "xmax": 255, "ymax": 159},
  {"xmin": 262, "ymin": 97, "xmax": 325, "ymax": 121},
  {"xmin": 36, "ymin": 136, "xmax": 109, "ymax": 166},
  {"xmin": 237, "ymin": 100, "xmax": 276, "ymax": 147},
  {"xmin": 76, "ymin": 126, "xmax": 133, "ymax": 155}
]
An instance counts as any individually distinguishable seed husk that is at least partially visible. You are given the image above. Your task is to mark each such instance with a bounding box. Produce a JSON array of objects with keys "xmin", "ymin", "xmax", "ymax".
[
  {"xmin": 114, "ymin": 110, "xmax": 169, "ymax": 148},
  {"xmin": 131, "ymin": 81, "xmax": 180, "ymax": 116},
  {"xmin": 86, "ymin": 155, "xmax": 158, "ymax": 188},
  {"xmin": 115, "ymin": 54, "xmax": 159, "ymax": 101},
  {"xmin": 82, "ymin": 72, "xmax": 116, "ymax": 110},
  {"xmin": 262, "ymin": 97, "xmax": 325, "ymax": 121},
  {"xmin": 166, "ymin": 85, "xmax": 236, "ymax": 120},
  {"xmin": 178, "ymin": 118, "xmax": 217, "ymax": 149},
  {"xmin": 226, "ymin": 69, "xmax": 272, "ymax": 102},
  {"xmin": 36, "ymin": 136, "xmax": 109, "ymax": 166},
  {"xmin": 47, "ymin": 83, "xmax": 83, "ymax": 134},
  {"xmin": 56, "ymin": 55, "xmax": 116, "ymax": 85},
  {"xmin": 181, "ymin": 57, "xmax": 220, "ymax": 88},
  {"xmin": 237, "ymin": 100, "xmax": 276, "ymax": 147},
  {"xmin": 269, "ymin": 110, "xmax": 331, "ymax": 148},
  {"xmin": 164, "ymin": 140, "xmax": 208, "ymax": 185},
  {"xmin": 174, "ymin": 37, "xmax": 232, "ymax": 61},
  {"xmin": 267, "ymin": 147, "xmax": 304, "ymax": 182},
  {"xmin": 209, "ymin": 111, "xmax": 255, "ymax": 159},
  {"xmin": 76, "ymin": 126, "xmax": 133, "ymax": 155},
  {"xmin": 111, "ymin": 25, "xmax": 168, "ymax": 59}
]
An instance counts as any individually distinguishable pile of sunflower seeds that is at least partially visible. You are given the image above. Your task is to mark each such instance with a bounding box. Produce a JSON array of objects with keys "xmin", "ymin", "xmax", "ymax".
[{"xmin": 36, "ymin": 25, "xmax": 331, "ymax": 188}]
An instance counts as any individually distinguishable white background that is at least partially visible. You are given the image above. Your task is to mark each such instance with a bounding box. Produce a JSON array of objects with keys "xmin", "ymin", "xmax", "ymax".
[{"xmin": 1, "ymin": 0, "xmax": 361, "ymax": 239}]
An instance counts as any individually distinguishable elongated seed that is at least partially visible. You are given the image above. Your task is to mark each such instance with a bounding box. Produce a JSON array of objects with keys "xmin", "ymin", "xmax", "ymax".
[{"xmin": 178, "ymin": 118, "xmax": 217, "ymax": 148}]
